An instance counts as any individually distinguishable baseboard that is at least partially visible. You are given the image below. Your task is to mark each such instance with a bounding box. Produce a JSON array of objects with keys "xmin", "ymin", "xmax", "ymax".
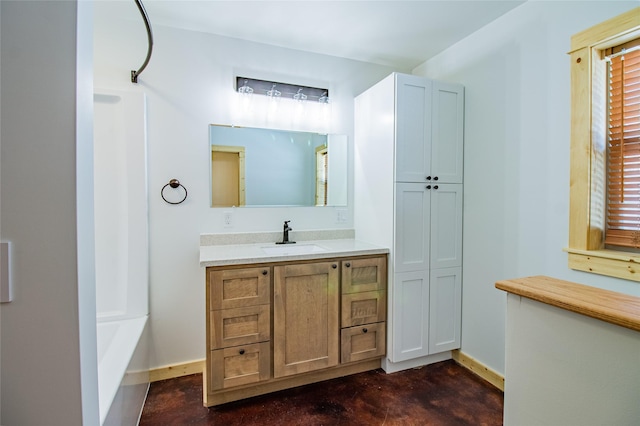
[
  {"xmin": 149, "ymin": 351, "xmax": 505, "ymax": 392},
  {"xmin": 149, "ymin": 359, "xmax": 205, "ymax": 382},
  {"xmin": 451, "ymin": 349, "xmax": 504, "ymax": 391}
]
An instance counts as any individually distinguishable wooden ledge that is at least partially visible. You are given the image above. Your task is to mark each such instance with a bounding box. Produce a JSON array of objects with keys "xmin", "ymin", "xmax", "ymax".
[{"xmin": 495, "ymin": 275, "xmax": 640, "ymax": 332}]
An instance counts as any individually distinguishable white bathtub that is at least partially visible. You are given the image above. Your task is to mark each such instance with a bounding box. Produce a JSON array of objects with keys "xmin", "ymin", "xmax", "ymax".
[
  {"xmin": 97, "ymin": 316, "xmax": 149, "ymax": 425},
  {"xmin": 94, "ymin": 89, "xmax": 149, "ymax": 425}
]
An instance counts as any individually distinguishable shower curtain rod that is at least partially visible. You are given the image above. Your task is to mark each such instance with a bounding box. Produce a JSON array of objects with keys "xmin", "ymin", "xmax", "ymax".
[{"xmin": 131, "ymin": 0, "xmax": 153, "ymax": 83}]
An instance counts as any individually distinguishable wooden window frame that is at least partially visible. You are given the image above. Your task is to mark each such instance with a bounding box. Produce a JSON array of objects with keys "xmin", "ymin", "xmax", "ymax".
[{"xmin": 566, "ymin": 7, "xmax": 640, "ymax": 281}]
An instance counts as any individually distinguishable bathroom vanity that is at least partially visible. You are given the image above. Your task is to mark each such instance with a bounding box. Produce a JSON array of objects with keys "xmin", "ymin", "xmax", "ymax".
[{"xmin": 200, "ymin": 232, "xmax": 388, "ymax": 406}]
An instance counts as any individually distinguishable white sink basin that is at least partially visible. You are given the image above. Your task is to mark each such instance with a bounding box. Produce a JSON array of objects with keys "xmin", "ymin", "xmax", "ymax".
[{"xmin": 261, "ymin": 244, "xmax": 327, "ymax": 255}]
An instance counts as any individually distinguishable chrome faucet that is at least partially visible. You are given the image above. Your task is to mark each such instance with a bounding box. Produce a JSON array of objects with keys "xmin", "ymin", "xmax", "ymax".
[{"xmin": 276, "ymin": 220, "xmax": 296, "ymax": 245}]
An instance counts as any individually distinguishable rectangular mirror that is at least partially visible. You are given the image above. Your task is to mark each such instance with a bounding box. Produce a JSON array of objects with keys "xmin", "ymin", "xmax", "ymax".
[{"xmin": 210, "ymin": 125, "xmax": 348, "ymax": 207}]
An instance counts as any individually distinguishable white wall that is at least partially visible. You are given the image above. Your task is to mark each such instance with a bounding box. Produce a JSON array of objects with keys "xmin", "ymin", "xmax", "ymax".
[
  {"xmin": 93, "ymin": 3, "xmax": 399, "ymax": 368},
  {"xmin": 1, "ymin": 1, "xmax": 99, "ymax": 424},
  {"xmin": 413, "ymin": 0, "xmax": 640, "ymax": 376}
]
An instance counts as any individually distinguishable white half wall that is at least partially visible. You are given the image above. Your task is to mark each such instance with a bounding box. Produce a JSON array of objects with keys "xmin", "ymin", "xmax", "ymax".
[
  {"xmin": 413, "ymin": 1, "xmax": 640, "ymax": 376},
  {"xmin": 504, "ymin": 294, "xmax": 640, "ymax": 424},
  {"xmin": 93, "ymin": 3, "xmax": 399, "ymax": 369}
]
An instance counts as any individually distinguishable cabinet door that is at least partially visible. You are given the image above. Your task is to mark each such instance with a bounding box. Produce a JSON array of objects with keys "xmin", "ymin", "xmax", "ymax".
[
  {"xmin": 430, "ymin": 184, "xmax": 463, "ymax": 269},
  {"xmin": 210, "ymin": 305, "xmax": 270, "ymax": 350},
  {"xmin": 273, "ymin": 261, "xmax": 339, "ymax": 378},
  {"xmin": 209, "ymin": 267, "xmax": 270, "ymax": 310},
  {"xmin": 395, "ymin": 74, "xmax": 432, "ymax": 183},
  {"xmin": 428, "ymin": 267, "xmax": 461, "ymax": 354},
  {"xmin": 395, "ymin": 183, "xmax": 430, "ymax": 272},
  {"xmin": 342, "ymin": 256, "xmax": 387, "ymax": 294},
  {"xmin": 341, "ymin": 322, "xmax": 386, "ymax": 363},
  {"xmin": 342, "ymin": 290, "xmax": 386, "ymax": 327},
  {"xmin": 209, "ymin": 341, "xmax": 271, "ymax": 390},
  {"xmin": 431, "ymin": 81, "xmax": 464, "ymax": 183},
  {"xmin": 391, "ymin": 270, "xmax": 430, "ymax": 362}
]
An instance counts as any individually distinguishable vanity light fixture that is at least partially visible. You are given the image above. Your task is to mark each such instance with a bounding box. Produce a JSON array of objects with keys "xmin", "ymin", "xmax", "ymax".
[
  {"xmin": 266, "ymin": 83, "xmax": 281, "ymax": 99},
  {"xmin": 237, "ymin": 79, "xmax": 254, "ymax": 95},
  {"xmin": 318, "ymin": 91, "xmax": 330, "ymax": 104},
  {"xmin": 235, "ymin": 76, "xmax": 329, "ymax": 103},
  {"xmin": 237, "ymin": 79, "xmax": 254, "ymax": 111},
  {"xmin": 293, "ymin": 88, "xmax": 307, "ymax": 103}
]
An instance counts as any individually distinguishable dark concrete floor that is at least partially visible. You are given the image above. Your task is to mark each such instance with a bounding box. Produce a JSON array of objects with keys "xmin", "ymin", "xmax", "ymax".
[{"xmin": 140, "ymin": 359, "xmax": 503, "ymax": 425}]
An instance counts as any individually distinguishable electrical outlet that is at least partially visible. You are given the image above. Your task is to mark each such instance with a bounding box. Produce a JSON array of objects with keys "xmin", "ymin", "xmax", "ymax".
[
  {"xmin": 223, "ymin": 211, "xmax": 233, "ymax": 228},
  {"xmin": 336, "ymin": 209, "xmax": 348, "ymax": 223},
  {"xmin": 1, "ymin": 241, "xmax": 13, "ymax": 303}
]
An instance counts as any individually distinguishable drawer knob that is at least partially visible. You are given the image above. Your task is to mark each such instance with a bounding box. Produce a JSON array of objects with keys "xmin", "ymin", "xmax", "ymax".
[
  {"xmin": 434, "ymin": 176, "xmax": 439, "ymax": 181},
  {"xmin": 433, "ymin": 185, "xmax": 439, "ymax": 190},
  {"xmin": 345, "ymin": 262, "xmax": 351, "ymax": 268},
  {"xmin": 239, "ymin": 349, "xmax": 245, "ymax": 355},
  {"xmin": 262, "ymin": 270, "xmax": 268, "ymax": 276},
  {"xmin": 426, "ymin": 185, "xmax": 431, "ymax": 190},
  {"xmin": 362, "ymin": 328, "xmax": 368, "ymax": 333},
  {"xmin": 332, "ymin": 264, "xmax": 337, "ymax": 269},
  {"xmin": 426, "ymin": 176, "xmax": 431, "ymax": 180}
]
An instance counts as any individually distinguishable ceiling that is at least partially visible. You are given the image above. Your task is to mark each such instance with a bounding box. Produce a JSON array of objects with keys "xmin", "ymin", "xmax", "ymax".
[{"xmin": 132, "ymin": 0, "xmax": 526, "ymax": 70}]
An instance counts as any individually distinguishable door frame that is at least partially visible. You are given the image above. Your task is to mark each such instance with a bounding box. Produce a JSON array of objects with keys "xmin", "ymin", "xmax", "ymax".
[{"xmin": 211, "ymin": 145, "xmax": 246, "ymax": 207}]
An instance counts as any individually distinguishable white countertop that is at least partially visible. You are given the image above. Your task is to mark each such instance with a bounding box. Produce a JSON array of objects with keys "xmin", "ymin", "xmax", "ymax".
[{"xmin": 200, "ymin": 239, "xmax": 389, "ymax": 267}]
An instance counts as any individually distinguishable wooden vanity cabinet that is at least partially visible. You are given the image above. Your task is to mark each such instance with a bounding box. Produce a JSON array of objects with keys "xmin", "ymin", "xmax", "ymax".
[{"xmin": 204, "ymin": 254, "xmax": 387, "ymax": 406}]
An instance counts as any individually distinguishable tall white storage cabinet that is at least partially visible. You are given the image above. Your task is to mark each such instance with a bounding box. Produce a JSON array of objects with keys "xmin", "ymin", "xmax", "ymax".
[{"xmin": 354, "ymin": 73, "xmax": 463, "ymax": 372}]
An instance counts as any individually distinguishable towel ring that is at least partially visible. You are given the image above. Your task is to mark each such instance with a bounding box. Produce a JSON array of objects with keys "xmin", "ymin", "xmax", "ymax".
[{"xmin": 161, "ymin": 179, "xmax": 188, "ymax": 205}]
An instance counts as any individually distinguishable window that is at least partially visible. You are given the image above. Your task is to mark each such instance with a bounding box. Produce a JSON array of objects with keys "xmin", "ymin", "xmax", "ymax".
[{"xmin": 567, "ymin": 8, "xmax": 640, "ymax": 281}]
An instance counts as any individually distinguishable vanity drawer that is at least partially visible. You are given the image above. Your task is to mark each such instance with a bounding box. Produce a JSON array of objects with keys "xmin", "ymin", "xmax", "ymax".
[
  {"xmin": 210, "ymin": 341, "xmax": 271, "ymax": 390},
  {"xmin": 341, "ymin": 290, "xmax": 386, "ymax": 327},
  {"xmin": 341, "ymin": 322, "xmax": 386, "ymax": 363},
  {"xmin": 210, "ymin": 305, "xmax": 270, "ymax": 350},
  {"xmin": 341, "ymin": 256, "xmax": 387, "ymax": 294},
  {"xmin": 209, "ymin": 267, "xmax": 270, "ymax": 310}
]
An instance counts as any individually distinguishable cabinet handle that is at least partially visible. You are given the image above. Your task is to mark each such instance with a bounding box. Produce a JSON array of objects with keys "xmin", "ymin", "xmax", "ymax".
[
  {"xmin": 239, "ymin": 349, "xmax": 245, "ymax": 355},
  {"xmin": 434, "ymin": 176, "xmax": 439, "ymax": 181},
  {"xmin": 426, "ymin": 176, "xmax": 432, "ymax": 180},
  {"xmin": 362, "ymin": 328, "xmax": 368, "ymax": 333},
  {"xmin": 345, "ymin": 262, "xmax": 351, "ymax": 268},
  {"xmin": 262, "ymin": 270, "xmax": 268, "ymax": 276},
  {"xmin": 332, "ymin": 264, "xmax": 337, "ymax": 269},
  {"xmin": 426, "ymin": 185, "xmax": 431, "ymax": 190},
  {"xmin": 434, "ymin": 185, "xmax": 439, "ymax": 190}
]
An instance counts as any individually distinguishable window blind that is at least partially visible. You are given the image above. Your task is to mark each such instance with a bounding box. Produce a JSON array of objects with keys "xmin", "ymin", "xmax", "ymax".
[{"xmin": 605, "ymin": 41, "xmax": 640, "ymax": 248}]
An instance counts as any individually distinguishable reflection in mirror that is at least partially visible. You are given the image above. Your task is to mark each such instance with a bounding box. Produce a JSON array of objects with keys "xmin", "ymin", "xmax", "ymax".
[{"xmin": 210, "ymin": 125, "xmax": 347, "ymax": 207}]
